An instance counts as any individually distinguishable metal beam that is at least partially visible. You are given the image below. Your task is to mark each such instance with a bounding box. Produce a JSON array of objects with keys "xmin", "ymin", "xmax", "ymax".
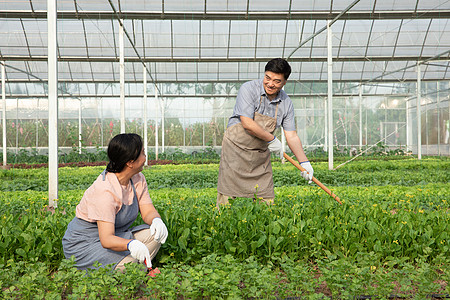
[
  {"xmin": 3, "ymin": 92, "xmax": 415, "ymax": 98},
  {"xmin": 4, "ymin": 78, "xmax": 448, "ymax": 85},
  {"xmin": 2, "ymin": 55, "xmax": 448, "ymax": 63},
  {"xmin": 2, "ymin": 10, "xmax": 450, "ymax": 20}
]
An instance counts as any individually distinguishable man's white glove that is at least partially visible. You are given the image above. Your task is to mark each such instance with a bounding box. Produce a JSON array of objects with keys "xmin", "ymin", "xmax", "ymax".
[
  {"xmin": 150, "ymin": 217, "xmax": 168, "ymax": 244},
  {"xmin": 127, "ymin": 240, "xmax": 152, "ymax": 268},
  {"xmin": 267, "ymin": 136, "xmax": 282, "ymax": 155},
  {"xmin": 300, "ymin": 161, "xmax": 314, "ymax": 184}
]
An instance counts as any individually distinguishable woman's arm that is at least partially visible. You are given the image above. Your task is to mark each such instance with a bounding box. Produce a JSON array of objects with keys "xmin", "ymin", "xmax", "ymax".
[
  {"xmin": 97, "ymin": 220, "xmax": 131, "ymax": 251},
  {"xmin": 140, "ymin": 203, "xmax": 161, "ymax": 225}
]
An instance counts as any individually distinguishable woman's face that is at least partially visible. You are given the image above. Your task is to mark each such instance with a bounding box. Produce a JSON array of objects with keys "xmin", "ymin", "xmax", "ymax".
[{"xmin": 132, "ymin": 147, "xmax": 146, "ymax": 172}]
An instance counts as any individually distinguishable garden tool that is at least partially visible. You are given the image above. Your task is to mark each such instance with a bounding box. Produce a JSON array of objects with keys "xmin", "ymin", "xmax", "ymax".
[
  {"xmin": 144, "ymin": 259, "xmax": 161, "ymax": 277},
  {"xmin": 283, "ymin": 152, "xmax": 342, "ymax": 205}
]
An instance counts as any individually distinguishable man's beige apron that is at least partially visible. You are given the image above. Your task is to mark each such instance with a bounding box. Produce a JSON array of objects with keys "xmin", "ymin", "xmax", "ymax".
[{"xmin": 217, "ymin": 98, "xmax": 278, "ymax": 199}]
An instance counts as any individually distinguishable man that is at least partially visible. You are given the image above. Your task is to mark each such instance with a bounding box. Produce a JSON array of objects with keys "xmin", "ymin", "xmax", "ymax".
[{"xmin": 216, "ymin": 58, "xmax": 313, "ymax": 209}]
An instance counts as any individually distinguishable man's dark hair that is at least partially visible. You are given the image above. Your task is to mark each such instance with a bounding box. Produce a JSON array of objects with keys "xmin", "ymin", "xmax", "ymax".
[
  {"xmin": 265, "ymin": 58, "xmax": 291, "ymax": 80},
  {"xmin": 106, "ymin": 133, "xmax": 143, "ymax": 173}
]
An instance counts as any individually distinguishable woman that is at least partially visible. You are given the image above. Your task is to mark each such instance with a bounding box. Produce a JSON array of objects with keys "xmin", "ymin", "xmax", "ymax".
[{"xmin": 62, "ymin": 133, "xmax": 168, "ymax": 272}]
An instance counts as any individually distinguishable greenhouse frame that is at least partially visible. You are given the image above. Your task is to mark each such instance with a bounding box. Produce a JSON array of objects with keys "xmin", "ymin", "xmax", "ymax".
[{"xmin": 1, "ymin": 0, "xmax": 449, "ymax": 203}]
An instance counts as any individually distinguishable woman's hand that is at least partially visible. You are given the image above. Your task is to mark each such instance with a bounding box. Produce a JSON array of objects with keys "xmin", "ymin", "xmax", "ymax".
[
  {"xmin": 150, "ymin": 218, "xmax": 168, "ymax": 244},
  {"xmin": 127, "ymin": 240, "xmax": 152, "ymax": 268},
  {"xmin": 140, "ymin": 203, "xmax": 169, "ymax": 244}
]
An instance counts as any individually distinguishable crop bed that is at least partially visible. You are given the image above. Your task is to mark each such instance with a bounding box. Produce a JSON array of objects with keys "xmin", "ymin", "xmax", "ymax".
[{"xmin": 0, "ymin": 157, "xmax": 449, "ymax": 299}]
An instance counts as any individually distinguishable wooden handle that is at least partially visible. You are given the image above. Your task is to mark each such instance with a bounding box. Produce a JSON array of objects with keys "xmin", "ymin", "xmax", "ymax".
[{"xmin": 283, "ymin": 153, "xmax": 342, "ymax": 205}]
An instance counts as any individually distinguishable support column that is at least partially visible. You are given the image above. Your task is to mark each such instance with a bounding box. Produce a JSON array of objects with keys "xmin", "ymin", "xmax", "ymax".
[
  {"xmin": 327, "ymin": 20, "xmax": 334, "ymax": 170},
  {"xmin": 359, "ymin": 85, "xmax": 363, "ymax": 150},
  {"xmin": 281, "ymin": 127, "xmax": 286, "ymax": 162},
  {"xmin": 36, "ymin": 98, "xmax": 39, "ymax": 149},
  {"xmin": 437, "ymin": 82, "xmax": 440, "ymax": 156},
  {"xmin": 48, "ymin": 0, "xmax": 58, "ymax": 207},
  {"xmin": 1, "ymin": 61, "xmax": 6, "ymax": 166},
  {"xmin": 119, "ymin": 19, "xmax": 125, "ymax": 133},
  {"xmin": 78, "ymin": 99, "xmax": 82, "ymax": 154},
  {"xmin": 155, "ymin": 87, "xmax": 159, "ymax": 160},
  {"xmin": 417, "ymin": 63, "xmax": 422, "ymax": 160},
  {"xmin": 161, "ymin": 99, "xmax": 165, "ymax": 153},
  {"xmin": 406, "ymin": 98, "xmax": 411, "ymax": 152},
  {"xmin": 143, "ymin": 66, "xmax": 148, "ymax": 166}
]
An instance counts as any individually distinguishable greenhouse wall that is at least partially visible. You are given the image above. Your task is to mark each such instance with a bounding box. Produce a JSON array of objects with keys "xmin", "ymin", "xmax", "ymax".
[{"xmin": 1, "ymin": 81, "xmax": 449, "ymax": 156}]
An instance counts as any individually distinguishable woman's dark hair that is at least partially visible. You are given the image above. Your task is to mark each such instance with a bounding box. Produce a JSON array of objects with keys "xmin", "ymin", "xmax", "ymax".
[
  {"xmin": 106, "ymin": 133, "xmax": 143, "ymax": 173},
  {"xmin": 265, "ymin": 58, "xmax": 291, "ymax": 80}
]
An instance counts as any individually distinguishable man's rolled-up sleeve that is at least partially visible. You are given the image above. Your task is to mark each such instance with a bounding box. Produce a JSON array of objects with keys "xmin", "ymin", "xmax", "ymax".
[{"xmin": 234, "ymin": 83, "xmax": 257, "ymax": 119}]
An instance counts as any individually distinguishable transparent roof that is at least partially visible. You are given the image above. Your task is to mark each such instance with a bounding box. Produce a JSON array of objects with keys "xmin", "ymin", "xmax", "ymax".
[{"xmin": 1, "ymin": 0, "xmax": 449, "ymax": 92}]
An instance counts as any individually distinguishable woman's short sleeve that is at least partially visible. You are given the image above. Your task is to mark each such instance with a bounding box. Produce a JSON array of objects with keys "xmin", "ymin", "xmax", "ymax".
[
  {"xmin": 132, "ymin": 173, "xmax": 153, "ymax": 205},
  {"xmin": 75, "ymin": 175, "xmax": 120, "ymax": 223}
]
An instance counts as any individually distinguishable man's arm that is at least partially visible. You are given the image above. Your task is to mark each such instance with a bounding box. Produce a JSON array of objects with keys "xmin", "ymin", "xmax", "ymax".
[
  {"xmin": 284, "ymin": 130, "xmax": 308, "ymax": 162},
  {"xmin": 240, "ymin": 115, "xmax": 274, "ymax": 142}
]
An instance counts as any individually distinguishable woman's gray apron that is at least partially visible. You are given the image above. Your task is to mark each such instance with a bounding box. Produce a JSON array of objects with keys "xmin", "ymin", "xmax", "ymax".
[
  {"xmin": 217, "ymin": 97, "xmax": 278, "ymax": 198},
  {"xmin": 62, "ymin": 170, "xmax": 149, "ymax": 270}
]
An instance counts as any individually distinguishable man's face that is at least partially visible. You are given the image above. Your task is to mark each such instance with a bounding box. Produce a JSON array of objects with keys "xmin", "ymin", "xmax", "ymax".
[{"xmin": 263, "ymin": 71, "xmax": 287, "ymax": 99}]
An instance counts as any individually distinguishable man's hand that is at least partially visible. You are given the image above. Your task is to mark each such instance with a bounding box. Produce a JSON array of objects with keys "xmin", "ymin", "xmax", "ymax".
[
  {"xmin": 268, "ymin": 136, "xmax": 282, "ymax": 155},
  {"xmin": 300, "ymin": 161, "xmax": 314, "ymax": 184}
]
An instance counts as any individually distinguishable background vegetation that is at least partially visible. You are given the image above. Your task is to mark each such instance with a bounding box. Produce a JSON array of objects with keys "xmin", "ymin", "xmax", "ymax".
[{"xmin": 0, "ymin": 155, "xmax": 448, "ymax": 298}]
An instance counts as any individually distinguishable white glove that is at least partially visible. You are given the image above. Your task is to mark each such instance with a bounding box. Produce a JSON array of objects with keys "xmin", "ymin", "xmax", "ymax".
[
  {"xmin": 127, "ymin": 240, "xmax": 151, "ymax": 268},
  {"xmin": 267, "ymin": 136, "xmax": 282, "ymax": 155},
  {"xmin": 150, "ymin": 217, "xmax": 168, "ymax": 244},
  {"xmin": 300, "ymin": 161, "xmax": 314, "ymax": 184}
]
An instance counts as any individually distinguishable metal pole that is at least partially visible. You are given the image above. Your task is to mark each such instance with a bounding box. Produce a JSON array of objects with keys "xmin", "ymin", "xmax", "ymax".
[
  {"xmin": 78, "ymin": 99, "xmax": 82, "ymax": 154},
  {"xmin": 47, "ymin": 0, "xmax": 58, "ymax": 207},
  {"xmin": 15, "ymin": 98, "xmax": 18, "ymax": 152},
  {"xmin": 406, "ymin": 98, "xmax": 411, "ymax": 152},
  {"xmin": 437, "ymin": 81, "xmax": 440, "ymax": 156},
  {"xmin": 155, "ymin": 87, "xmax": 159, "ymax": 160},
  {"xmin": 183, "ymin": 99, "xmax": 186, "ymax": 147},
  {"xmin": 359, "ymin": 85, "xmax": 363, "ymax": 150},
  {"xmin": 417, "ymin": 63, "xmax": 422, "ymax": 160},
  {"xmin": 1, "ymin": 61, "xmax": 6, "ymax": 166},
  {"xmin": 143, "ymin": 65, "xmax": 148, "ymax": 166},
  {"xmin": 324, "ymin": 97, "xmax": 327, "ymax": 151},
  {"xmin": 327, "ymin": 20, "xmax": 334, "ymax": 170},
  {"xmin": 36, "ymin": 98, "xmax": 39, "ymax": 149},
  {"xmin": 100, "ymin": 98, "xmax": 104, "ymax": 147},
  {"xmin": 119, "ymin": 19, "xmax": 125, "ymax": 133},
  {"xmin": 161, "ymin": 98, "xmax": 165, "ymax": 153}
]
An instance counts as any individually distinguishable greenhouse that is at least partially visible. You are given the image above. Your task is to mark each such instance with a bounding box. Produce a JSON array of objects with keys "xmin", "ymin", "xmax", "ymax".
[{"xmin": 0, "ymin": 0, "xmax": 449, "ymax": 298}]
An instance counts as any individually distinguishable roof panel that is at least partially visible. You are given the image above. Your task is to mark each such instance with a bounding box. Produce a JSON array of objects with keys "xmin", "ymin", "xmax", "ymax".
[
  {"xmin": 1, "ymin": 0, "xmax": 449, "ymax": 85},
  {"xmin": 249, "ymin": 0, "xmax": 292, "ymax": 12},
  {"xmin": 206, "ymin": 0, "xmax": 247, "ymax": 11},
  {"xmin": 164, "ymin": 0, "xmax": 204, "ymax": 12}
]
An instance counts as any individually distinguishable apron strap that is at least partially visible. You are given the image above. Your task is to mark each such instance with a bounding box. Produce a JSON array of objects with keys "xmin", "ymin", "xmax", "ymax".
[
  {"xmin": 101, "ymin": 169, "xmax": 107, "ymax": 181},
  {"xmin": 130, "ymin": 178, "xmax": 137, "ymax": 200},
  {"xmin": 101, "ymin": 169, "xmax": 137, "ymax": 200},
  {"xmin": 257, "ymin": 95, "xmax": 279, "ymax": 122}
]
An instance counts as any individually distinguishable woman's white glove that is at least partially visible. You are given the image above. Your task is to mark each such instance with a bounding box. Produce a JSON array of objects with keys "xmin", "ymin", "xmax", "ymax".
[
  {"xmin": 300, "ymin": 161, "xmax": 314, "ymax": 184},
  {"xmin": 127, "ymin": 240, "xmax": 152, "ymax": 268},
  {"xmin": 267, "ymin": 137, "xmax": 282, "ymax": 155},
  {"xmin": 150, "ymin": 217, "xmax": 168, "ymax": 244}
]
